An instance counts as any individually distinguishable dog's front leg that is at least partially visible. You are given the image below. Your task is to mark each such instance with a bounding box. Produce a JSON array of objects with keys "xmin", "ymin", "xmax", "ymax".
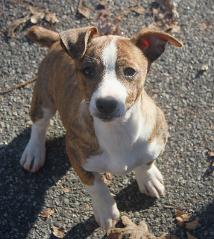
[
  {"xmin": 82, "ymin": 152, "xmax": 109, "ymax": 173},
  {"xmin": 86, "ymin": 173, "xmax": 120, "ymax": 230},
  {"xmin": 66, "ymin": 139, "xmax": 119, "ymax": 230},
  {"xmin": 134, "ymin": 163, "xmax": 165, "ymax": 198}
]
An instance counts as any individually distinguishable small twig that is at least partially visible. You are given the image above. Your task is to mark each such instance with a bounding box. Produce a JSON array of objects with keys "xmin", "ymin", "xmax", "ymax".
[
  {"xmin": 163, "ymin": 204, "xmax": 176, "ymax": 209},
  {"xmin": 0, "ymin": 78, "xmax": 36, "ymax": 95}
]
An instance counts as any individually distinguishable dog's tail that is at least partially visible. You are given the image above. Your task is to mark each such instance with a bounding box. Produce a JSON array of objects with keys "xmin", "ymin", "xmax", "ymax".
[{"xmin": 27, "ymin": 26, "xmax": 59, "ymax": 48}]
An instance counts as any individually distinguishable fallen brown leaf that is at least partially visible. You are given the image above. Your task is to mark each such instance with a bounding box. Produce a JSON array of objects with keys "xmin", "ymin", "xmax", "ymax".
[
  {"xmin": 186, "ymin": 232, "xmax": 198, "ymax": 239},
  {"xmin": 207, "ymin": 151, "xmax": 214, "ymax": 157},
  {"xmin": 96, "ymin": 0, "xmax": 106, "ymax": 10},
  {"xmin": 130, "ymin": 6, "xmax": 145, "ymax": 15},
  {"xmin": 199, "ymin": 21, "xmax": 212, "ymax": 31},
  {"xmin": 167, "ymin": 23, "xmax": 180, "ymax": 33},
  {"xmin": 45, "ymin": 12, "xmax": 59, "ymax": 24},
  {"xmin": 29, "ymin": 6, "xmax": 45, "ymax": 24},
  {"xmin": 29, "ymin": 6, "xmax": 59, "ymax": 24},
  {"xmin": 7, "ymin": 6, "xmax": 59, "ymax": 37},
  {"xmin": 159, "ymin": 234, "xmax": 179, "ymax": 239},
  {"xmin": 185, "ymin": 218, "xmax": 200, "ymax": 231},
  {"xmin": 39, "ymin": 208, "xmax": 55, "ymax": 219},
  {"xmin": 149, "ymin": 0, "xmax": 180, "ymax": 32},
  {"xmin": 102, "ymin": 172, "xmax": 113, "ymax": 185},
  {"xmin": 8, "ymin": 15, "xmax": 30, "ymax": 37},
  {"xmin": 78, "ymin": 0, "xmax": 91, "ymax": 18},
  {"xmin": 175, "ymin": 209, "xmax": 191, "ymax": 227},
  {"xmin": 203, "ymin": 150, "xmax": 214, "ymax": 178},
  {"xmin": 176, "ymin": 209, "xmax": 191, "ymax": 222},
  {"xmin": 96, "ymin": 9, "xmax": 121, "ymax": 35},
  {"xmin": 52, "ymin": 225, "xmax": 65, "ymax": 238},
  {"xmin": 107, "ymin": 216, "xmax": 181, "ymax": 239},
  {"xmin": 62, "ymin": 186, "xmax": 70, "ymax": 193},
  {"xmin": 29, "ymin": 6, "xmax": 40, "ymax": 15}
]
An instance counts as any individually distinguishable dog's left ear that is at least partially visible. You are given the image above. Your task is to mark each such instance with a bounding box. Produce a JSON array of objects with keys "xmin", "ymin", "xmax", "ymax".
[
  {"xmin": 131, "ymin": 28, "xmax": 183, "ymax": 62},
  {"xmin": 60, "ymin": 26, "xmax": 98, "ymax": 59}
]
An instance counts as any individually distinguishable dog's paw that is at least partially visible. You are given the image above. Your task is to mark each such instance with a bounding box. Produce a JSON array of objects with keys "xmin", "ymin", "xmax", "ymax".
[
  {"xmin": 93, "ymin": 199, "xmax": 120, "ymax": 230},
  {"xmin": 20, "ymin": 141, "xmax": 46, "ymax": 172},
  {"xmin": 135, "ymin": 164, "xmax": 165, "ymax": 198}
]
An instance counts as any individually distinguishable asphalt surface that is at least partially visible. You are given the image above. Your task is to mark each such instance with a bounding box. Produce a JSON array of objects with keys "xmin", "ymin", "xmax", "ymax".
[{"xmin": 0, "ymin": 0, "xmax": 213, "ymax": 238}]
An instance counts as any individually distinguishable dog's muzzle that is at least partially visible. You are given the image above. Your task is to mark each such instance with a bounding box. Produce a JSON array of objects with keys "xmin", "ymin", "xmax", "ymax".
[{"xmin": 95, "ymin": 97, "xmax": 121, "ymax": 121}]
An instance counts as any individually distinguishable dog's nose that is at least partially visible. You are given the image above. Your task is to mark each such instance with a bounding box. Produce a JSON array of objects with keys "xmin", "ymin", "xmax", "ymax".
[{"xmin": 96, "ymin": 97, "xmax": 117, "ymax": 114}]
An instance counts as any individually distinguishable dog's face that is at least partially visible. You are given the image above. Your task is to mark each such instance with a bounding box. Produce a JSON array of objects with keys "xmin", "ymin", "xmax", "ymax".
[
  {"xmin": 60, "ymin": 27, "xmax": 182, "ymax": 122},
  {"xmin": 79, "ymin": 36, "xmax": 148, "ymax": 121}
]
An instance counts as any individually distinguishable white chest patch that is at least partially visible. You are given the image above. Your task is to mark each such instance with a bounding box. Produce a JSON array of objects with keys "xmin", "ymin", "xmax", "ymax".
[{"xmin": 84, "ymin": 101, "xmax": 164, "ymax": 175}]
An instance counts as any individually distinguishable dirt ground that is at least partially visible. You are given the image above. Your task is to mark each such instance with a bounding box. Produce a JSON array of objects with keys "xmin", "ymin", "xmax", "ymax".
[{"xmin": 0, "ymin": 0, "xmax": 213, "ymax": 238}]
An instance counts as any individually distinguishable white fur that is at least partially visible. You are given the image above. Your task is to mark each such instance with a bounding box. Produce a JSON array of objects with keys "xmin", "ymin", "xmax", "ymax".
[
  {"xmin": 102, "ymin": 39, "xmax": 117, "ymax": 71},
  {"xmin": 89, "ymin": 39, "xmax": 127, "ymax": 116},
  {"xmin": 86, "ymin": 174, "xmax": 120, "ymax": 229},
  {"xmin": 134, "ymin": 164, "xmax": 165, "ymax": 198},
  {"xmin": 84, "ymin": 99, "xmax": 163, "ymax": 175},
  {"xmin": 20, "ymin": 108, "xmax": 52, "ymax": 172},
  {"xmin": 148, "ymin": 138, "xmax": 164, "ymax": 158}
]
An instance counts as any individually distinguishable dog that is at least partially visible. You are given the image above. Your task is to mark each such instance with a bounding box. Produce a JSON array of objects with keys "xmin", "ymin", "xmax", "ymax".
[{"xmin": 20, "ymin": 25, "xmax": 182, "ymax": 230}]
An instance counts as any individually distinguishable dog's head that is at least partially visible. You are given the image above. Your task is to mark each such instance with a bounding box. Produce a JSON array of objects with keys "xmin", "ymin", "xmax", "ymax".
[{"xmin": 60, "ymin": 26, "xmax": 182, "ymax": 122}]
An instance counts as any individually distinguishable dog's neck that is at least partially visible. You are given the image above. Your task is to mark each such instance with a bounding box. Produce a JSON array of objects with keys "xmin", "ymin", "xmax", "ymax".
[{"xmin": 93, "ymin": 90, "xmax": 155, "ymax": 147}]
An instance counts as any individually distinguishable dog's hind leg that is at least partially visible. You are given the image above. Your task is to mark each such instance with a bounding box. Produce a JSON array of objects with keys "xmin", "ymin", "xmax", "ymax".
[{"xmin": 20, "ymin": 80, "xmax": 56, "ymax": 172}]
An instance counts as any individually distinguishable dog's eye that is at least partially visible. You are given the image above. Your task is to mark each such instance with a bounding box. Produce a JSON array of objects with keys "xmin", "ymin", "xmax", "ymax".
[
  {"xmin": 82, "ymin": 66, "xmax": 95, "ymax": 78},
  {"xmin": 123, "ymin": 67, "xmax": 136, "ymax": 78}
]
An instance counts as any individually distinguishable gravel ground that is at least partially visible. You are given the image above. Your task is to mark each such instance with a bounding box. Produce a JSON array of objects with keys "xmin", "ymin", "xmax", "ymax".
[{"xmin": 0, "ymin": 0, "xmax": 213, "ymax": 239}]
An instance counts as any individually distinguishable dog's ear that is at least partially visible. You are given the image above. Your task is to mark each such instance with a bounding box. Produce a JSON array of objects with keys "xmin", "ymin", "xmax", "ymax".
[
  {"xmin": 131, "ymin": 28, "xmax": 183, "ymax": 62},
  {"xmin": 59, "ymin": 26, "xmax": 98, "ymax": 59}
]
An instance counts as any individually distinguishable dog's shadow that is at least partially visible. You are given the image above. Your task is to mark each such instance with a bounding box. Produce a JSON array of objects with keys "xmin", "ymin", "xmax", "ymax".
[
  {"xmin": 0, "ymin": 128, "xmax": 156, "ymax": 239},
  {"xmin": 64, "ymin": 182, "xmax": 156, "ymax": 239},
  {"xmin": 0, "ymin": 128, "xmax": 69, "ymax": 239}
]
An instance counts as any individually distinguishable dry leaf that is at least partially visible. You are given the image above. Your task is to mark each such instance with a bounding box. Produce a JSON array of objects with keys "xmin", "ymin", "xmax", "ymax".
[
  {"xmin": 29, "ymin": 6, "xmax": 40, "ymax": 15},
  {"xmin": 107, "ymin": 216, "xmax": 181, "ymax": 239},
  {"xmin": 102, "ymin": 172, "xmax": 112, "ymax": 185},
  {"xmin": 185, "ymin": 218, "xmax": 200, "ymax": 230},
  {"xmin": 199, "ymin": 21, "xmax": 212, "ymax": 31},
  {"xmin": 175, "ymin": 209, "xmax": 191, "ymax": 227},
  {"xmin": 167, "ymin": 23, "xmax": 180, "ymax": 33},
  {"xmin": 186, "ymin": 232, "xmax": 198, "ymax": 239},
  {"xmin": 29, "ymin": 6, "xmax": 45, "ymax": 24},
  {"xmin": 176, "ymin": 209, "xmax": 191, "ymax": 222},
  {"xmin": 149, "ymin": 0, "xmax": 180, "ymax": 32},
  {"xmin": 7, "ymin": 6, "xmax": 59, "ymax": 37},
  {"xmin": 78, "ymin": 0, "xmax": 91, "ymax": 18},
  {"xmin": 96, "ymin": 0, "xmax": 106, "ymax": 10},
  {"xmin": 39, "ymin": 208, "xmax": 55, "ymax": 219},
  {"xmin": 8, "ymin": 15, "xmax": 30, "ymax": 37},
  {"xmin": 30, "ymin": 12, "xmax": 45, "ymax": 24},
  {"xmin": 159, "ymin": 234, "xmax": 179, "ymax": 239},
  {"xmin": 96, "ymin": 9, "xmax": 121, "ymax": 35},
  {"xmin": 45, "ymin": 12, "xmax": 59, "ymax": 24},
  {"xmin": 29, "ymin": 6, "xmax": 59, "ymax": 24},
  {"xmin": 52, "ymin": 225, "xmax": 65, "ymax": 238},
  {"xmin": 207, "ymin": 151, "xmax": 214, "ymax": 157},
  {"xmin": 130, "ymin": 7, "xmax": 145, "ymax": 15},
  {"xmin": 204, "ymin": 150, "xmax": 214, "ymax": 178},
  {"xmin": 62, "ymin": 186, "xmax": 70, "ymax": 193}
]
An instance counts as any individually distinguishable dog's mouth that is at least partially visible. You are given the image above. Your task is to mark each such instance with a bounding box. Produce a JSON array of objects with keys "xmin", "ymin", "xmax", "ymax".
[{"xmin": 94, "ymin": 111, "xmax": 124, "ymax": 122}]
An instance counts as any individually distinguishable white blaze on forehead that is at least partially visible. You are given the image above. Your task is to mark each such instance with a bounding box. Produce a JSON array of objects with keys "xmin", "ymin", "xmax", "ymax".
[
  {"xmin": 89, "ymin": 38, "xmax": 127, "ymax": 117},
  {"xmin": 98, "ymin": 39, "xmax": 127, "ymax": 100},
  {"xmin": 101, "ymin": 39, "xmax": 118, "ymax": 71}
]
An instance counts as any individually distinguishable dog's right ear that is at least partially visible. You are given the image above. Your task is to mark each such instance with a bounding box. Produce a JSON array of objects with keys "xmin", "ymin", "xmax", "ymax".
[{"xmin": 59, "ymin": 26, "xmax": 98, "ymax": 59}]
